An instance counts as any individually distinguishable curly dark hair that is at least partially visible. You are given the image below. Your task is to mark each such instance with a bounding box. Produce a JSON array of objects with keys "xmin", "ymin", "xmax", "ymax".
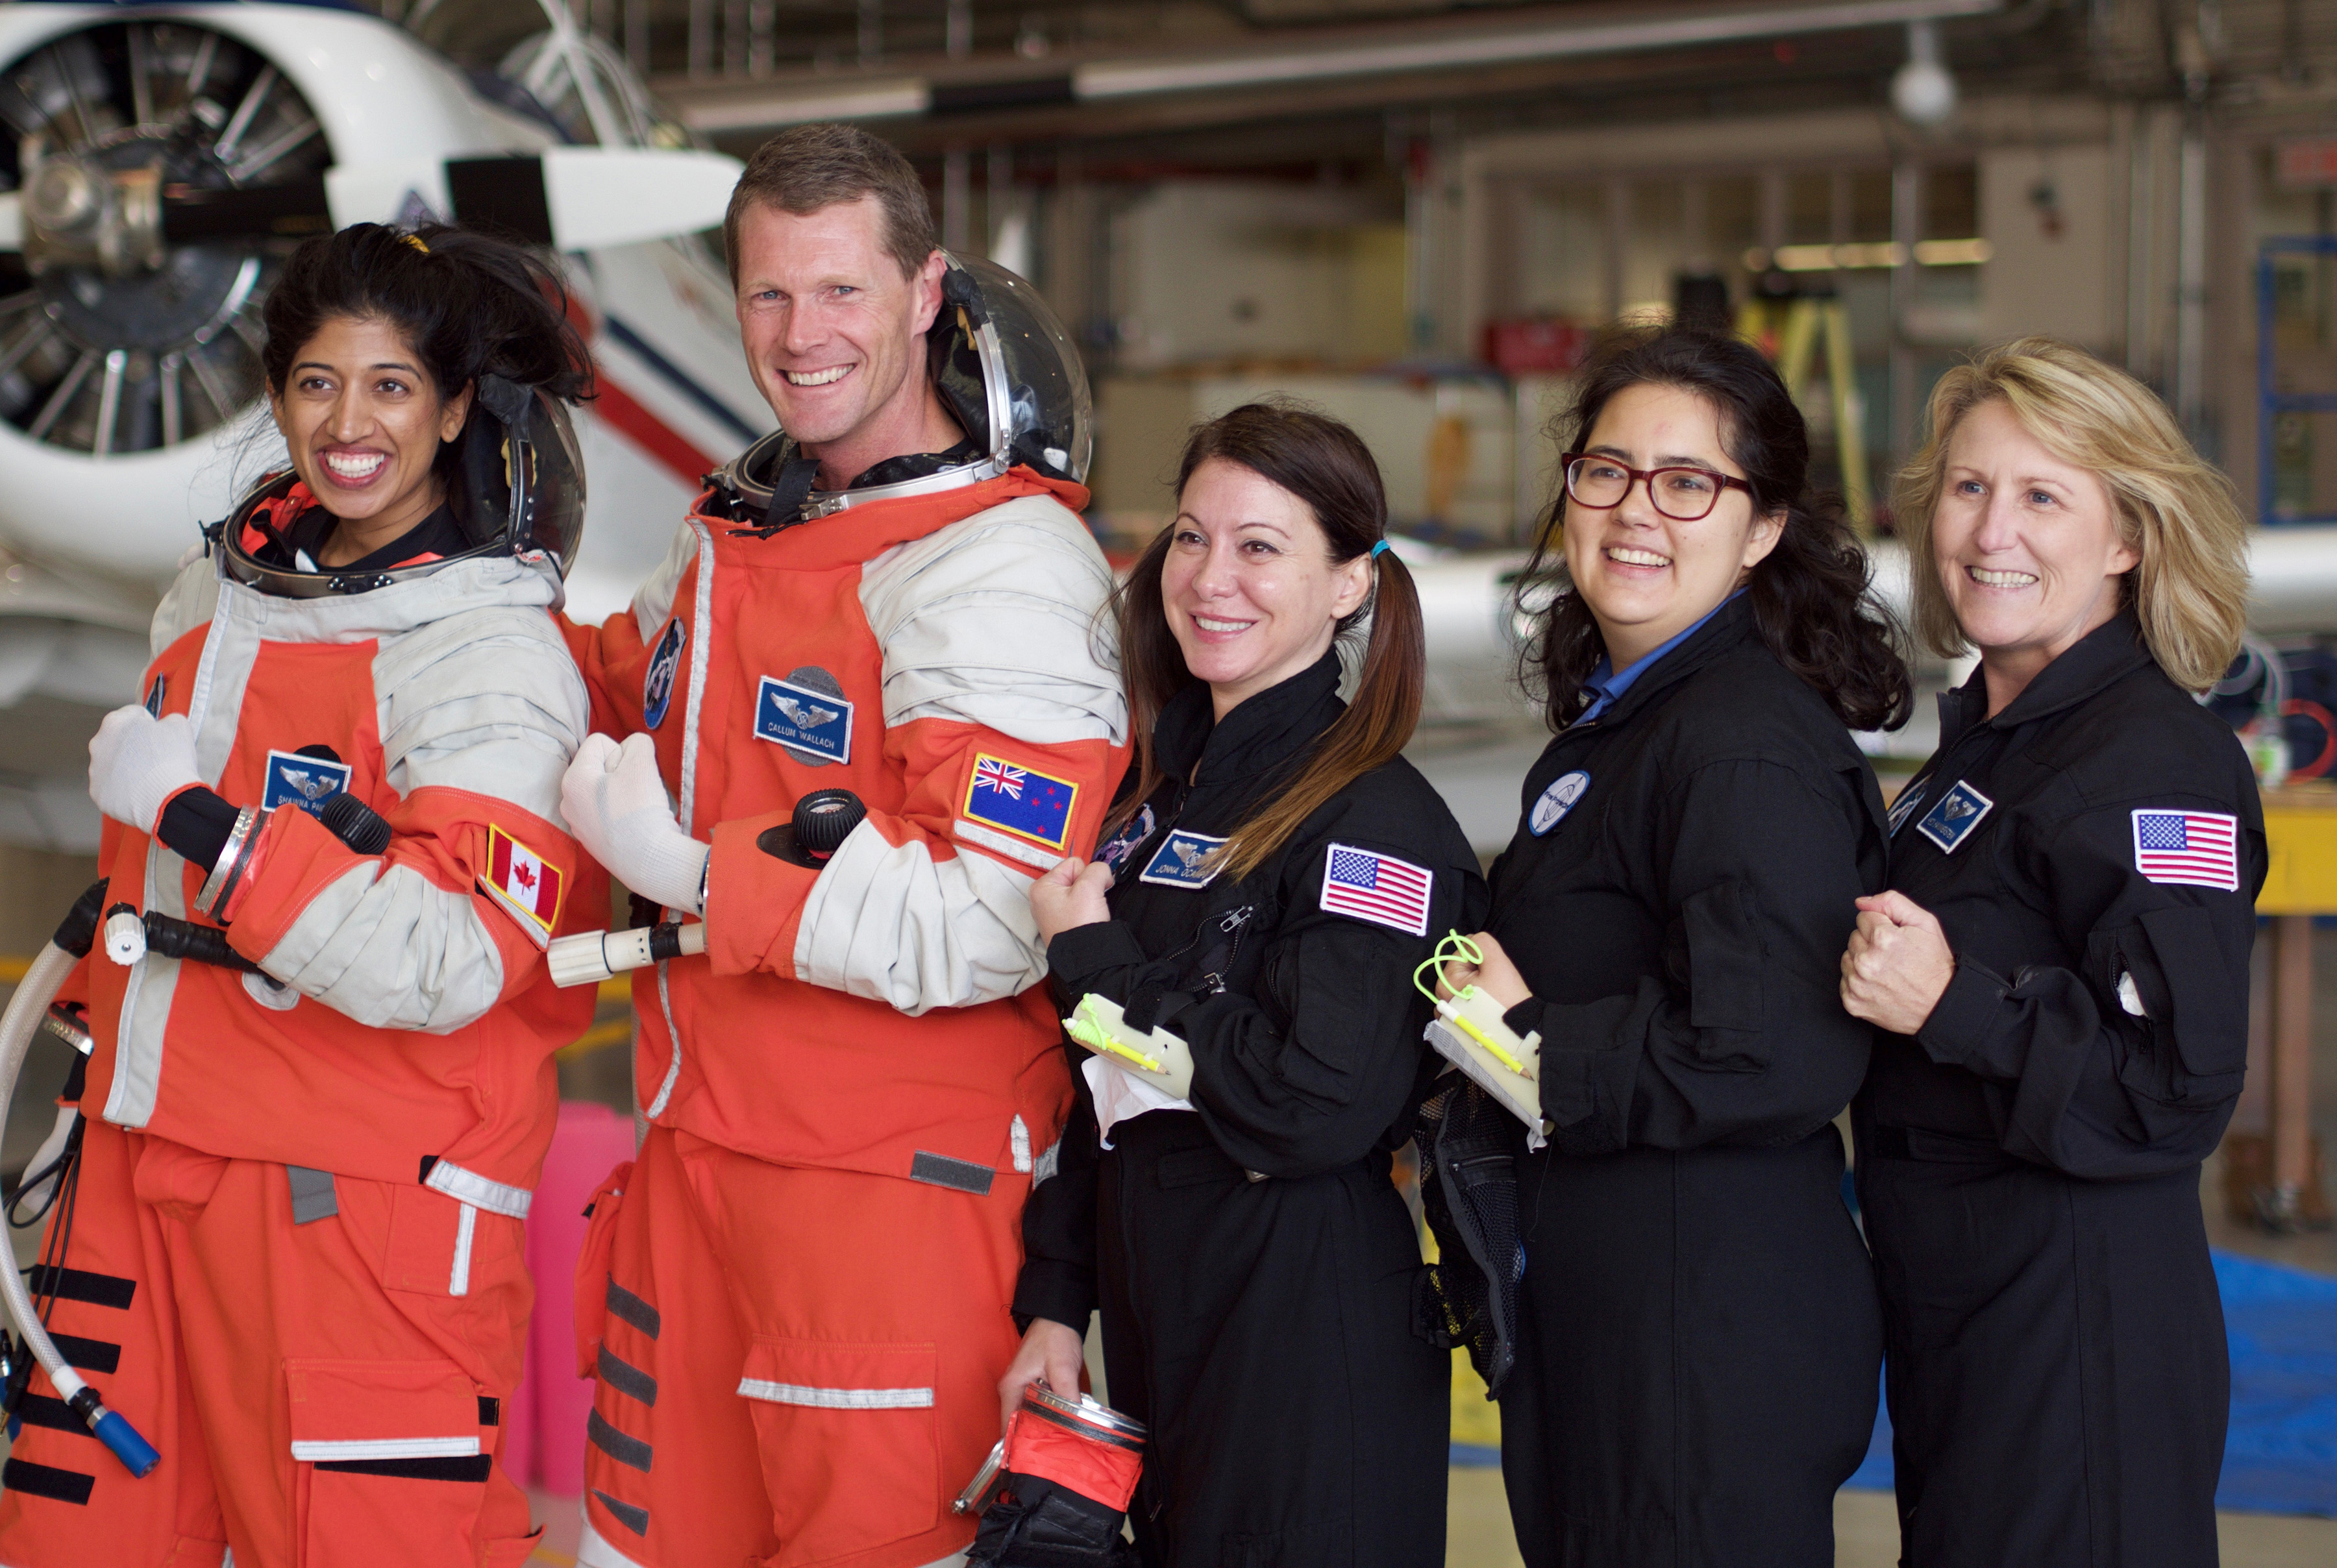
[{"xmin": 1519, "ymin": 326, "xmax": 1910, "ymax": 733}]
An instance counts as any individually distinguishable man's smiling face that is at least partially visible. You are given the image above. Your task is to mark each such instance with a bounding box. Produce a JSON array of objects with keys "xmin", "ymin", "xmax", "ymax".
[{"xmin": 733, "ymin": 197, "xmax": 948, "ymax": 474}]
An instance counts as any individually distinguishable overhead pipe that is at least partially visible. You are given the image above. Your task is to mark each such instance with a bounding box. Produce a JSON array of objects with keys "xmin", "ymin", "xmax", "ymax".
[{"xmin": 676, "ymin": 0, "xmax": 2007, "ymax": 134}]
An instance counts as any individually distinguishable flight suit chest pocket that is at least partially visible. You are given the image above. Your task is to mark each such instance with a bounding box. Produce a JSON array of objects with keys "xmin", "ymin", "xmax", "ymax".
[
  {"xmin": 287, "ymin": 1359, "xmax": 493, "ymax": 1568},
  {"xmin": 1677, "ymin": 880, "xmax": 1768, "ymax": 1069}
]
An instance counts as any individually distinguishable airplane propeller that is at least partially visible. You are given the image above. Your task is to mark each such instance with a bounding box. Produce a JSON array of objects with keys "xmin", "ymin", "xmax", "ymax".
[{"xmin": 0, "ymin": 15, "xmax": 737, "ymax": 463}]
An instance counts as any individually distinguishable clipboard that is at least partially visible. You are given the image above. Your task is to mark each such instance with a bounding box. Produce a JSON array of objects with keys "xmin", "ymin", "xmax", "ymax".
[
  {"xmin": 1424, "ymin": 989, "xmax": 1547, "ymax": 1152},
  {"xmin": 1063, "ymin": 993, "xmax": 1195, "ymax": 1100}
]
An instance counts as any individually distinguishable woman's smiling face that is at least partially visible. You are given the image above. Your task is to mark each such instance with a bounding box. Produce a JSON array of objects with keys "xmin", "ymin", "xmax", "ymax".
[
  {"xmin": 269, "ymin": 314, "xmax": 468, "ymax": 539},
  {"xmin": 1160, "ymin": 458, "xmax": 1372, "ymax": 720},
  {"xmin": 1561, "ymin": 382, "xmax": 1783, "ymax": 669},
  {"xmin": 1931, "ymin": 396, "xmax": 2136, "ymax": 683}
]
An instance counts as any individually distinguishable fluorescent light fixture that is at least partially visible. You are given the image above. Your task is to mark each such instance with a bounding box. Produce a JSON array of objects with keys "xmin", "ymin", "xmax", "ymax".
[
  {"xmin": 1742, "ymin": 238, "xmax": 1990, "ymax": 271},
  {"xmin": 1073, "ymin": 0, "xmax": 2005, "ymax": 100},
  {"xmin": 680, "ymin": 80, "xmax": 930, "ymax": 132}
]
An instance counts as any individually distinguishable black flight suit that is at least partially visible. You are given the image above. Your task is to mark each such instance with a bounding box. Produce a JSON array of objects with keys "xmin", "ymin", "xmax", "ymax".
[
  {"xmin": 1853, "ymin": 609, "xmax": 2265, "ymax": 1568},
  {"xmin": 1015, "ymin": 652, "xmax": 1487, "ymax": 1568},
  {"xmin": 1479, "ymin": 594, "xmax": 1887, "ymax": 1568}
]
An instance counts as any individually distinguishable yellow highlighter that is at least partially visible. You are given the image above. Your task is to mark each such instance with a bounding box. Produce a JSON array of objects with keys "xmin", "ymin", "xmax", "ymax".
[{"xmin": 1064, "ymin": 993, "xmax": 1196, "ymax": 1099}]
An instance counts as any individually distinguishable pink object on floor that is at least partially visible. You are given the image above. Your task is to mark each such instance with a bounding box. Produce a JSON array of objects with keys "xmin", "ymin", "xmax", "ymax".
[{"xmin": 525, "ymin": 1099, "xmax": 638, "ymax": 1497}]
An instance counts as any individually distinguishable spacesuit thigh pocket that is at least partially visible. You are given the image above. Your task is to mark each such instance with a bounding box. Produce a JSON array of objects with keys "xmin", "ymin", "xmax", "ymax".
[
  {"xmin": 737, "ymin": 1336, "xmax": 940, "ymax": 1562},
  {"xmin": 286, "ymin": 1359, "xmax": 490, "ymax": 1568}
]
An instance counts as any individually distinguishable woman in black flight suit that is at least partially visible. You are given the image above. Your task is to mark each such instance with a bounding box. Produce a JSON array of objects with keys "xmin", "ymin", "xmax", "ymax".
[
  {"xmin": 1840, "ymin": 338, "xmax": 2260, "ymax": 1568},
  {"xmin": 1439, "ymin": 328, "xmax": 1909, "ymax": 1567},
  {"xmin": 999, "ymin": 403, "xmax": 1485, "ymax": 1568}
]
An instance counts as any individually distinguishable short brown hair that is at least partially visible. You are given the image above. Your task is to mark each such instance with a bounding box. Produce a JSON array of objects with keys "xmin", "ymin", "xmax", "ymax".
[
  {"xmin": 723, "ymin": 123, "xmax": 938, "ymax": 286},
  {"xmin": 1896, "ymin": 337, "xmax": 2249, "ymax": 692}
]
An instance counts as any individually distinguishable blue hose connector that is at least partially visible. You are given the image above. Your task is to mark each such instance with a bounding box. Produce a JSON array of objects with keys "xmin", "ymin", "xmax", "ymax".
[{"xmin": 90, "ymin": 1408, "xmax": 160, "ymax": 1476}]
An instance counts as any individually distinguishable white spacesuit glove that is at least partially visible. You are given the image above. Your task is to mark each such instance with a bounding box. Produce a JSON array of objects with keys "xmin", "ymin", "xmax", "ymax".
[
  {"xmin": 561, "ymin": 732, "xmax": 711, "ymax": 916},
  {"xmin": 88, "ymin": 705, "xmax": 202, "ymax": 833}
]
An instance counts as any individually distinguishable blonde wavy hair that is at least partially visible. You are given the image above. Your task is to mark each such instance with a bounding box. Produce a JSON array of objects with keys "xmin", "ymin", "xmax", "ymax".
[{"xmin": 1896, "ymin": 336, "xmax": 2249, "ymax": 692}]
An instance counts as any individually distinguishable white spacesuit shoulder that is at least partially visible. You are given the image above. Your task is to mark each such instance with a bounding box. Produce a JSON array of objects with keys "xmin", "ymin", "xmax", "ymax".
[
  {"xmin": 151, "ymin": 550, "xmax": 221, "ymax": 658},
  {"xmin": 858, "ymin": 492, "xmax": 1126, "ymax": 747}
]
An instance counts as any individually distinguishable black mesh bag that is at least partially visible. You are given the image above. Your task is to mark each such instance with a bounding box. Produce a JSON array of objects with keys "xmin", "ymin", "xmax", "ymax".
[
  {"xmin": 1415, "ymin": 1076, "xmax": 1526, "ymax": 1397},
  {"xmin": 965, "ymin": 1473, "xmax": 1138, "ymax": 1568}
]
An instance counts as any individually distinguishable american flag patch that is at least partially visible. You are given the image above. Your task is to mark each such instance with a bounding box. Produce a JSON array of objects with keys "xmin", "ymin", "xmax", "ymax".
[
  {"xmin": 2131, "ymin": 809, "xmax": 2240, "ymax": 891},
  {"xmin": 1318, "ymin": 843, "xmax": 1433, "ymax": 937}
]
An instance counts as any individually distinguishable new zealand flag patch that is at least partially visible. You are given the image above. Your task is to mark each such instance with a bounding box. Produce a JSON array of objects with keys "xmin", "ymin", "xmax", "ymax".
[
  {"xmin": 1139, "ymin": 829, "xmax": 1228, "ymax": 890},
  {"xmin": 643, "ymin": 618, "xmax": 685, "ymax": 729},
  {"xmin": 754, "ymin": 674, "xmax": 852, "ymax": 763},
  {"xmin": 960, "ymin": 753, "xmax": 1079, "ymax": 852},
  {"xmin": 262, "ymin": 749, "xmax": 351, "ymax": 817}
]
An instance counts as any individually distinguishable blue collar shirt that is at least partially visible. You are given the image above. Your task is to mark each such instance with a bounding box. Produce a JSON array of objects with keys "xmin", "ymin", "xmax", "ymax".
[{"xmin": 1572, "ymin": 590, "xmax": 1746, "ymax": 729}]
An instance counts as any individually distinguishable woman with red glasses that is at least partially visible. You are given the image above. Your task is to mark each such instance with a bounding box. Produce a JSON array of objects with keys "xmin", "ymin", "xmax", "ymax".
[{"xmin": 1427, "ymin": 327, "xmax": 1908, "ymax": 1567}]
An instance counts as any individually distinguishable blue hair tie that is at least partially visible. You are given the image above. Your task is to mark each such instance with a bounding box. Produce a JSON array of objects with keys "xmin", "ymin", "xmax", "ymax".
[{"xmin": 1370, "ymin": 539, "xmax": 1391, "ymax": 559}]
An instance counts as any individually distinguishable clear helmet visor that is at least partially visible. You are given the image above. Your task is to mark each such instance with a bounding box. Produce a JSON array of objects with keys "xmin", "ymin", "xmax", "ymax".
[
  {"xmin": 933, "ymin": 254, "xmax": 1092, "ymax": 485},
  {"xmin": 221, "ymin": 380, "xmax": 586, "ymax": 596}
]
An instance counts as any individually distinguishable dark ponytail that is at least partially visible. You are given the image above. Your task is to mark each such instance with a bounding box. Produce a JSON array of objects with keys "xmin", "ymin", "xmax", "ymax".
[
  {"xmin": 1518, "ymin": 326, "xmax": 1910, "ymax": 733},
  {"xmin": 1106, "ymin": 401, "xmax": 1426, "ymax": 880},
  {"xmin": 261, "ymin": 222, "xmax": 592, "ymax": 492}
]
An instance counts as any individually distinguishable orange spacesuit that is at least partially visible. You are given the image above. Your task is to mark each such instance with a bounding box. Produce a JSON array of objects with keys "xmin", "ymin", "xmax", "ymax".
[
  {"xmin": 0, "ymin": 489, "xmax": 600, "ymax": 1568},
  {"xmin": 564, "ymin": 443, "xmax": 1125, "ymax": 1568}
]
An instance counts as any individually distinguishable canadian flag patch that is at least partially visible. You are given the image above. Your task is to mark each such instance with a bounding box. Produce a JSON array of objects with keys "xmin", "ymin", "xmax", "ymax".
[{"xmin": 479, "ymin": 825, "xmax": 566, "ymax": 947}]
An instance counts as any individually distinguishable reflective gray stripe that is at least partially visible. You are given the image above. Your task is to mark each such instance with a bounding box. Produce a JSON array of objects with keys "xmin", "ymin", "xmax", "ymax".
[
  {"xmin": 586, "ymin": 1410, "xmax": 652, "ymax": 1472},
  {"xmin": 736, "ymin": 1378, "xmax": 934, "ymax": 1410},
  {"xmin": 1010, "ymin": 1114, "xmax": 1032, "ymax": 1173},
  {"xmin": 597, "ymin": 1345, "xmax": 658, "ymax": 1407},
  {"xmin": 1031, "ymin": 1138, "xmax": 1061, "ymax": 1188},
  {"xmin": 423, "ymin": 1160, "xmax": 532, "ymax": 1219},
  {"xmin": 291, "ymin": 1436, "xmax": 480, "ymax": 1462},
  {"xmin": 643, "ymin": 518, "xmax": 715, "ymax": 1127},
  {"xmin": 676, "ymin": 515, "xmax": 714, "ymax": 838},
  {"xmin": 286, "ymin": 1166, "xmax": 338, "ymax": 1225},
  {"xmin": 605, "ymin": 1279, "xmax": 660, "ymax": 1340},
  {"xmin": 643, "ymin": 961, "xmax": 681, "ymax": 1121},
  {"xmin": 448, "ymin": 1203, "xmax": 476, "ymax": 1297},
  {"xmin": 593, "ymin": 1489, "xmax": 650, "ymax": 1539},
  {"xmin": 909, "ymin": 1151, "xmax": 995, "ymax": 1195}
]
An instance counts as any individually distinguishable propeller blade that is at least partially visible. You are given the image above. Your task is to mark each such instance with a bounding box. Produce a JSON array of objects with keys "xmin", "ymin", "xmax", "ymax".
[
  {"xmin": 540, "ymin": 147, "xmax": 743, "ymax": 252},
  {"xmin": 13, "ymin": 149, "xmax": 744, "ymax": 259}
]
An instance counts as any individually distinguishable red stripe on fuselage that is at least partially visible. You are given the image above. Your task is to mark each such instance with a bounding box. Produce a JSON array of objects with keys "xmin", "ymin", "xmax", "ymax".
[{"xmin": 593, "ymin": 373, "xmax": 716, "ymax": 484}]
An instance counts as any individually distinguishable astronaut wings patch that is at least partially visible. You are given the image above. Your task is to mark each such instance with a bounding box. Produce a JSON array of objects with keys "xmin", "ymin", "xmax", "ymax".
[{"xmin": 478, "ymin": 826, "xmax": 567, "ymax": 948}]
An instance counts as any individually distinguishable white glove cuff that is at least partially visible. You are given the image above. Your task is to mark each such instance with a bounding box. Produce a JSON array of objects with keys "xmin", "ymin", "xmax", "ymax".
[
  {"xmin": 123, "ymin": 763, "xmax": 203, "ymax": 836},
  {"xmin": 630, "ymin": 828, "xmax": 711, "ymax": 918}
]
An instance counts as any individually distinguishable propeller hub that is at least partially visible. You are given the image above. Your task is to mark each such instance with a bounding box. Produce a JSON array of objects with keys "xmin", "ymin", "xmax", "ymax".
[{"xmin": 21, "ymin": 154, "xmax": 163, "ymax": 279}]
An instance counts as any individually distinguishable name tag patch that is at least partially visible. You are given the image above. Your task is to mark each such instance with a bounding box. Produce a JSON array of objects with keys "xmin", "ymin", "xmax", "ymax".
[
  {"xmin": 754, "ymin": 672, "xmax": 852, "ymax": 765},
  {"xmin": 1915, "ymin": 780, "xmax": 1994, "ymax": 854},
  {"xmin": 642, "ymin": 617, "xmax": 686, "ymax": 729},
  {"xmin": 478, "ymin": 824, "xmax": 567, "ymax": 948},
  {"xmin": 1095, "ymin": 802, "xmax": 1157, "ymax": 871},
  {"xmin": 1319, "ymin": 843, "xmax": 1433, "ymax": 936},
  {"xmin": 1139, "ymin": 829, "xmax": 1228, "ymax": 890},
  {"xmin": 1529, "ymin": 770, "xmax": 1590, "ymax": 836},
  {"xmin": 262, "ymin": 750, "xmax": 351, "ymax": 817}
]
